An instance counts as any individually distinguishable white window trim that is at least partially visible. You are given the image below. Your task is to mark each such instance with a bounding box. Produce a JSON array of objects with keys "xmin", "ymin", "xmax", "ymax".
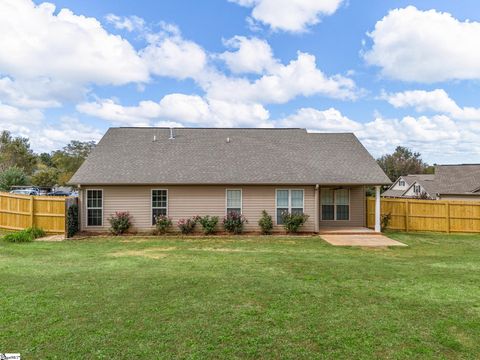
[
  {"xmin": 151, "ymin": 189, "xmax": 168, "ymax": 226},
  {"xmin": 85, "ymin": 189, "xmax": 103, "ymax": 227},
  {"xmin": 414, "ymin": 184, "xmax": 421, "ymax": 194},
  {"xmin": 225, "ymin": 188, "xmax": 243, "ymax": 215},
  {"xmin": 320, "ymin": 188, "xmax": 350, "ymax": 221},
  {"xmin": 398, "ymin": 180, "xmax": 406, "ymax": 187},
  {"xmin": 275, "ymin": 189, "xmax": 305, "ymax": 225}
]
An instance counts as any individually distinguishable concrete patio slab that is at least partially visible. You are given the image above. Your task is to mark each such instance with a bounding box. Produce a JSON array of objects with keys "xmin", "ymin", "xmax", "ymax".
[{"xmin": 320, "ymin": 234, "xmax": 407, "ymax": 247}]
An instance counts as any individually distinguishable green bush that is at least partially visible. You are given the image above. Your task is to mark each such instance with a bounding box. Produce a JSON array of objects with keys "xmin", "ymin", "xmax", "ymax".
[
  {"xmin": 281, "ymin": 212, "xmax": 309, "ymax": 233},
  {"xmin": 3, "ymin": 227, "xmax": 45, "ymax": 243},
  {"xmin": 67, "ymin": 204, "xmax": 79, "ymax": 238},
  {"xmin": 109, "ymin": 211, "xmax": 132, "ymax": 235},
  {"xmin": 198, "ymin": 215, "xmax": 219, "ymax": 235},
  {"xmin": 25, "ymin": 227, "xmax": 46, "ymax": 238},
  {"xmin": 381, "ymin": 213, "xmax": 392, "ymax": 231},
  {"xmin": 154, "ymin": 215, "xmax": 172, "ymax": 235},
  {"xmin": 223, "ymin": 212, "xmax": 248, "ymax": 234},
  {"xmin": 258, "ymin": 210, "xmax": 273, "ymax": 235},
  {"xmin": 177, "ymin": 216, "xmax": 200, "ymax": 235}
]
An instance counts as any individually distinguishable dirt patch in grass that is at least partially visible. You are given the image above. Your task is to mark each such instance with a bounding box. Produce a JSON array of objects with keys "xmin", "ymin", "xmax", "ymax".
[{"xmin": 109, "ymin": 246, "xmax": 177, "ymax": 259}]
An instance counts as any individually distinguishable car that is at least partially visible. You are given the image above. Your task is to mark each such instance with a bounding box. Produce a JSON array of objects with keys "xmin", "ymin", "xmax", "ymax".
[
  {"xmin": 10, "ymin": 189, "xmax": 39, "ymax": 195},
  {"xmin": 47, "ymin": 191, "xmax": 71, "ymax": 197}
]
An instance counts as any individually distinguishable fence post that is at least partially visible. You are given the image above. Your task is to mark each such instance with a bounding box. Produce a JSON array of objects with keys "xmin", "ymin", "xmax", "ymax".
[
  {"xmin": 405, "ymin": 199, "xmax": 409, "ymax": 232},
  {"xmin": 446, "ymin": 202, "xmax": 450, "ymax": 233},
  {"xmin": 29, "ymin": 195, "xmax": 34, "ymax": 227}
]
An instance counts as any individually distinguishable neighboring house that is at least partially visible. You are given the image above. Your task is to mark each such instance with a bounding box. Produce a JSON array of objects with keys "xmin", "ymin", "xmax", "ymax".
[
  {"xmin": 382, "ymin": 174, "xmax": 435, "ymax": 198},
  {"xmin": 69, "ymin": 128, "xmax": 391, "ymax": 233},
  {"xmin": 383, "ymin": 164, "xmax": 480, "ymax": 201}
]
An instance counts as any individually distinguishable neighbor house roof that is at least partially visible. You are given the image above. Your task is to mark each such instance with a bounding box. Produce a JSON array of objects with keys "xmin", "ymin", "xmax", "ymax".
[
  {"xmin": 434, "ymin": 164, "xmax": 480, "ymax": 195},
  {"xmin": 69, "ymin": 128, "xmax": 391, "ymax": 186}
]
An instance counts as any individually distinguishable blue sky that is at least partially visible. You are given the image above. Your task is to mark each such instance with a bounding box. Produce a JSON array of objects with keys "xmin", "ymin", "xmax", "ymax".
[{"xmin": 0, "ymin": 0, "xmax": 479, "ymax": 164}]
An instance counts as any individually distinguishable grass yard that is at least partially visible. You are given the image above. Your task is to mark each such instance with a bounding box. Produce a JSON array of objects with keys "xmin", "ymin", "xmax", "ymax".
[{"xmin": 1, "ymin": 232, "xmax": 480, "ymax": 359}]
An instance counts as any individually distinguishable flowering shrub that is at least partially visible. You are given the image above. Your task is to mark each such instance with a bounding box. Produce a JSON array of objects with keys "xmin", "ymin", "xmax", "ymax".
[
  {"xmin": 155, "ymin": 215, "xmax": 172, "ymax": 235},
  {"xmin": 108, "ymin": 211, "xmax": 132, "ymax": 235},
  {"xmin": 258, "ymin": 210, "xmax": 273, "ymax": 235},
  {"xmin": 177, "ymin": 216, "xmax": 200, "ymax": 235},
  {"xmin": 223, "ymin": 212, "xmax": 248, "ymax": 234},
  {"xmin": 281, "ymin": 212, "xmax": 309, "ymax": 233},
  {"xmin": 198, "ymin": 215, "xmax": 219, "ymax": 235}
]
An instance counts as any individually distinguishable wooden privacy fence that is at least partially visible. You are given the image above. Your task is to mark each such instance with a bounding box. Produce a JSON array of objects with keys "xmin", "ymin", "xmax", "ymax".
[
  {"xmin": 367, "ymin": 197, "xmax": 480, "ymax": 233},
  {"xmin": 0, "ymin": 192, "xmax": 72, "ymax": 234}
]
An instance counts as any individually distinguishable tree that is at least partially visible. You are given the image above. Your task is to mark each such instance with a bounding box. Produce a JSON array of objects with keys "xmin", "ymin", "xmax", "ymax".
[
  {"xmin": 0, "ymin": 131, "xmax": 37, "ymax": 175},
  {"xmin": 0, "ymin": 166, "xmax": 28, "ymax": 191},
  {"xmin": 39, "ymin": 152, "xmax": 55, "ymax": 168},
  {"xmin": 52, "ymin": 140, "xmax": 95, "ymax": 185},
  {"xmin": 377, "ymin": 146, "xmax": 428, "ymax": 181},
  {"xmin": 31, "ymin": 167, "xmax": 59, "ymax": 187}
]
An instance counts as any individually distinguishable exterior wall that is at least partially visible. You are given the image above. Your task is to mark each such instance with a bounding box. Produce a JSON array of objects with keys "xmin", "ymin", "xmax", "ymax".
[
  {"xmin": 79, "ymin": 185, "xmax": 316, "ymax": 233},
  {"xmin": 319, "ymin": 186, "xmax": 366, "ymax": 228},
  {"xmin": 403, "ymin": 182, "xmax": 428, "ymax": 198},
  {"xmin": 391, "ymin": 177, "xmax": 410, "ymax": 191}
]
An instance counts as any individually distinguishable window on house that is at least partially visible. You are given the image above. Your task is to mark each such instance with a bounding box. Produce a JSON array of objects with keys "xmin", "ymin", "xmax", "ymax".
[
  {"xmin": 276, "ymin": 189, "xmax": 304, "ymax": 225},
  {"xmin": 226, "ymin": 189, "xmax": 242, "ymax": 215},
  {"xmin": 399, "ymin": 180, "xmax": 406, "ymax": 187},
  {"xmin": 321, "ymin": 188, "xmax": 350, "ymax": 221},
  {"xmin": 86, "ymin": 190, "xmax": 103, "ymax": 226},
  {"xmin": 152, "ymin": 189, "xmax": 168, "ymax": 225},
  {"xmin": 413, "ymin": 184, "xmax": 421, "ymax": 194}
]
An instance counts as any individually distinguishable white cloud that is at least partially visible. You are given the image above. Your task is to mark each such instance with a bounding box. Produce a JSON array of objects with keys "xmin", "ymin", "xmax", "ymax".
[
  {"xmin": 0, "ymin": 77, "xmax": 62, "ymax": 109},
  {"xmin": 229, "ymin": 0, "xmax": 344, "ymax": 32},
  {"xmin": 105, "ymin": 14, "xmax": 145, "ymax": 32},
  {"xmin": 77, "ymin": 94, "xmax": 271, "ymax": 128},
  {"xmin": 218, "ymin": 36, "xmax": 277, "ymax": 74},
  {"xmin": 140, "ymin": 26, "xmax": 208, "ymax": 80},
  {"xmin": 383, "ymin": 89, "xmax": 480, "ymax": 121},
  {"xmin": 280, "ymin": 107, "xmax": 362, "ymax": 131},
  {"xmin": 0, "ymin": 0, "xmax": 148, "ymax": 86},
  {"xmin": 278, "ymin": 106, "xmax": 480, "ymax": 161},
  {"xmin": 364, "ymin": 6, "xmax": 480, "ymax": 82},
  {"xmin": 205, "ymin": 52, "xmax": 357, "ymax": 103}
]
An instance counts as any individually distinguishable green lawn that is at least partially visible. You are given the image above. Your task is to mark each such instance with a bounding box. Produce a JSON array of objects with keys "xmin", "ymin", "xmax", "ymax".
[{"xmin": 1, "ymin": 232, "xmax": 480, "ymax": 359}]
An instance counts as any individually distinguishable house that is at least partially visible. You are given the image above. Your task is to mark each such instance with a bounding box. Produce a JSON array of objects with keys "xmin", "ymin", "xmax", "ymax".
[
  {"xmin": 382, "ymin": 174, "xmax": 435, "ymax": 198},
  {"xmin": 383, "ymin": 164, "xmax": 480, "ymax": 201},
  {"xmin": 69, "ymin": 128, "xmax": 391, "ymax": 233}
]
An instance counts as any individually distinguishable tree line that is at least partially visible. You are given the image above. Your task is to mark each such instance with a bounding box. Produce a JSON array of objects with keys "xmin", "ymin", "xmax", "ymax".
[{"xmin": 0, "ymin": 130, "xmax": 95, "ymax": 191}]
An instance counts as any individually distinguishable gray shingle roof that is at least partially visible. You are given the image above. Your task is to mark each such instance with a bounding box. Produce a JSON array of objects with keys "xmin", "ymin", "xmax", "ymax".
[
  {"xmin": 69, "ymin": 128, "xmax": 391, "ymax": 186},
  {"xmin": 382, "ymin": 189, "xmax": 406, "ymax": 198},
  {"xmin": 435, "ymin": 164, "xmax": 480, "ymax": 195}
]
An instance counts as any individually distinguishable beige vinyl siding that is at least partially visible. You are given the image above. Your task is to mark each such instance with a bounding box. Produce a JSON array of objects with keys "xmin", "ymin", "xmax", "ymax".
[
  {"xmin": 80, "ymin": 185, "xmax": 316, "ymax": 233},
  {"xmin": 319, "ymin": 186, "xmax": 365, "ymax": 228}
]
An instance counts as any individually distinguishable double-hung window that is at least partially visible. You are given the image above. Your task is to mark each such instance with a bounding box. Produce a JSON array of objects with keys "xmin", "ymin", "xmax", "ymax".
[
  {"xmin": 86, "ymin": 190, "xmax": 103, "ymax": 226},
  {"xmin": 152, "ymin": 190, "xmax": 168, "ymax": 225},
  {"xmin": 321, "ymin": 188, "xmax": 349, "ymax": 221},
  {"xmin": 398, "ymin": 180, "xmax": 406, "ymax": 187},
  {"xmin": 413, "ymin": 184, "xmax": 421, "ymax": 194},
  {"xmin": 226, "ymin": 189, "xmax": 242, "ymax": 215},
  {"xmin": 276, "ymin": 189, "xmax": 304, "ymax": 225}
]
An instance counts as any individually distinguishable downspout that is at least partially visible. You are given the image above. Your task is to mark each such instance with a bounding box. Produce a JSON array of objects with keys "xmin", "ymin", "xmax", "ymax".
[{"xmin": 314, "ymin": 184, "xmax": 320, "ymax": 233}]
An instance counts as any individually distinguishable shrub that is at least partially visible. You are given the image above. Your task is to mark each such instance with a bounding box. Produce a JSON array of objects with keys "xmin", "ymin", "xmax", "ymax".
[
  {"xmin": 67, "ymin": 203, "xmax": 79, "ymax": 238},
  {"xmin": 108, "ymin": 211, "xmax": 132, "ymax": 235},
  {"xmin": 381, "ymin": 213, "xmax": 392, "ymax": 231},
  {"xmin": 223, "ymin": 212, "xmax": 248, "ymax": 234},
  {"xmin": 258, "ymin": 210, "xmax": 273, "ymax": 235},
  {"xmin": 198, "ymin": 215, "xmax": 219, "ymax": 235},
  {"xmin": 25, "ymin": 227, "xmax": 46, "ymax": 239},
  {"xmin": 154, "ymin": 215, "xmax": 172, "ymax": 235},
  {"xmin": 281, "ymin": 212, "xmax": 309, "ymax": 233},
  {"xmin": 177, "ymin": 216, "xmax": 200, "ymax": 235},
  {"xmin": 3, "ymin": 227, "xmax": 45, "ymax": 243}
]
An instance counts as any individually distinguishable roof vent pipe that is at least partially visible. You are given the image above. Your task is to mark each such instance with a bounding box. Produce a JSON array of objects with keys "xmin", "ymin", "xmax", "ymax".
[
  {"xmin": 169, "ymin": 127, "xmax": 175, "ymax": 140},
  {"xmin": 153, "ymin": 135, "xmax": 157, "ymax": 142},
  {"xmin": 226, "ymin": 137, "xmax": 230, "ymax": 143}
]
